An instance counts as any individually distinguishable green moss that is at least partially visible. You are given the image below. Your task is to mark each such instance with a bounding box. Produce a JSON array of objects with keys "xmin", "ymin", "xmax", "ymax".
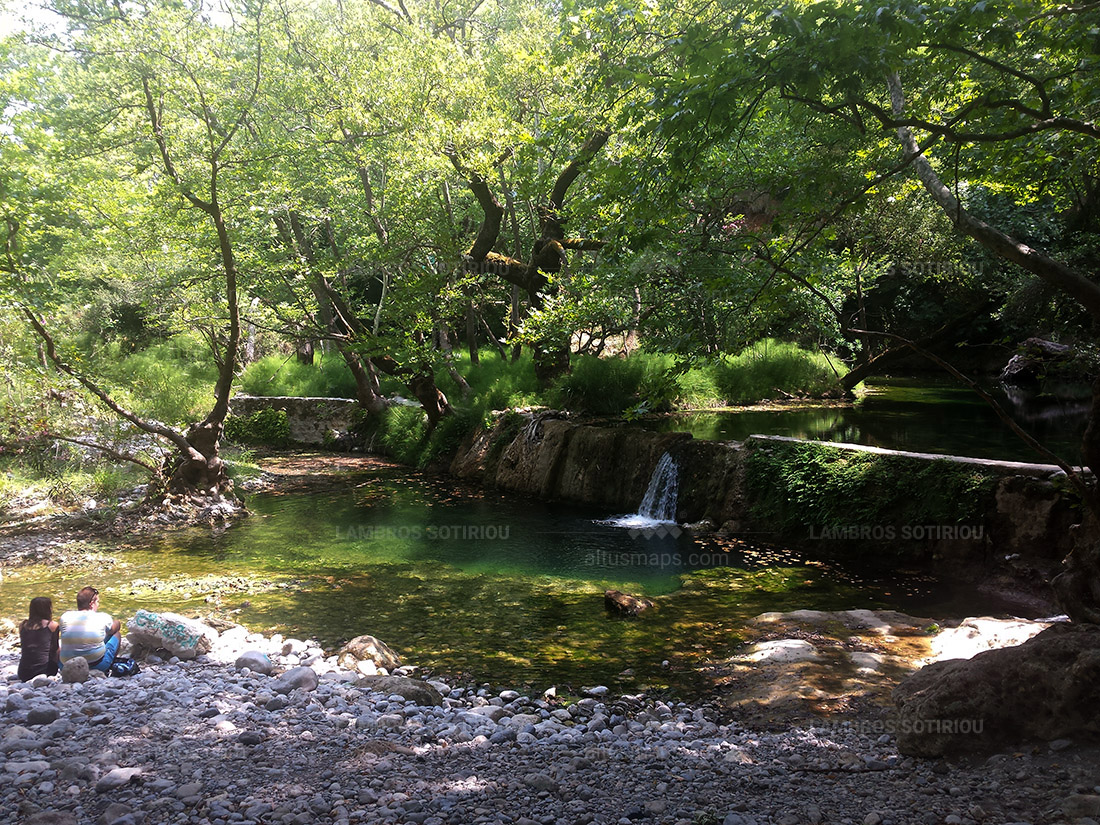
[
  {"xmin": 744, "ymin": 439, "xmax": 998, "ymax": 536},
  {"xmin": 224, "ymin": 409, "xmax": 291, "ymax": 447}
]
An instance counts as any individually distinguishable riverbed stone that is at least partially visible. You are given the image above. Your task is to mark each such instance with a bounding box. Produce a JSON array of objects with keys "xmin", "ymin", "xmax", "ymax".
[
  {"xmin": 737, "ymin": 639, "xmax": 821, "ymax": 664},
  {"xmin": 61, "ymin": 658, "xmax": 89, "ymax": 684},
  {"xmin": 272, "ymin": 666, "xmax": 319, "ymax": 694},
  {"xmin": 354, "ymin": 675, "xmax": 444, "ymax": 706},
  {"xmin": 234, "ymin": 650, "xmax": 275, "ymax": 675},
  {"xmin": 337, "ymin": 635, "xmax": 401, "ymax": 671}
]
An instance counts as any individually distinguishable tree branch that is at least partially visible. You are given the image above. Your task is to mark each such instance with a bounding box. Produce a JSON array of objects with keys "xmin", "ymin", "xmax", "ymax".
[
  {"xmin": 47, "ymin": 434, "xmax": 159, "ymax": 474},
  {"xmin": 886, "ymin": 72, "xmax": 1100, "ymax": 319}
]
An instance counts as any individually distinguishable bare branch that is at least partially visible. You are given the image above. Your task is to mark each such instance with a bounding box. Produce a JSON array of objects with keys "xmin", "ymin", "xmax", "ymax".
[{"xmin": 47, "ymin": 434, "xmax": 159, "ymax": 474}]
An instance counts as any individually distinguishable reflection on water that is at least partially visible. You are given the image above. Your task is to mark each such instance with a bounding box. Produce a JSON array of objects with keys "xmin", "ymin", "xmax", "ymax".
[
  {"xmin": 0, "ymin": 465, "xmax": 998, "ymax": 695},
  {"xmin": 638, "ymin": 377, "xmax": 1088, "ymax": 463}
]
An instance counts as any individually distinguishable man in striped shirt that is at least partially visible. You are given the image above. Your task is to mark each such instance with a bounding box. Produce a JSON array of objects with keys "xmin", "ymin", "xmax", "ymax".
[{"xmin": 59, "ymin": 586, "xmax": 121, "ymax": 673}]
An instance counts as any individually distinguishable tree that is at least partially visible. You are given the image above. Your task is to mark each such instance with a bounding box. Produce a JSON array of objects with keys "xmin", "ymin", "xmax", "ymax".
[{"xmin": 3, "ymin": 0, "xmax": 267, "ymax": 506}]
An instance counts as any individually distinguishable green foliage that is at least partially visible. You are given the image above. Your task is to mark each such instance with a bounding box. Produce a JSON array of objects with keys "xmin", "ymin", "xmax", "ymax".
[
  {"xmin": 221, "ymin": 446, "xmax": 264, "ymax": 483},
  {"xmin": 744, "ymin": 439, "xmax": 999, "ymax": 536},
  {"xmin": 713, "ymin": 340, "xmax": 846, "ymax": 404},
  {"xmin": 549, "ymin": 343, "xmax": 846, "ymax": 416},
  {"xmin": 97, "ymin": 337, "xmax": 217, "ymax": 426},
  {"xmin": 550, "ymin": 353, "xmax": 679, "ymax": 416},
  {"xmin": 238, "ymin": 354, "xmax": 359, "ymax": 399},
  {"xmin": 223, "ymin": 409, "xmax": 291, "ymax": 448},
  {"xmin": 375, "ymin": 403, "xmax": 485, "ymax": 469}
]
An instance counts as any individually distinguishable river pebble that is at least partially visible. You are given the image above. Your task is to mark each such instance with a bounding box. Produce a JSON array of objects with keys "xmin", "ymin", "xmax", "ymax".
[{"xmin": 0, "ymin": 628, "xmax": 1092, "ymax": 824}]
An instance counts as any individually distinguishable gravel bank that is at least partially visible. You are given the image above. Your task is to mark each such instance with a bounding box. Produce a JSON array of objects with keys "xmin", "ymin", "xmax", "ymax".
[{"xmin": 2, "ymin": 627, "xmax": 1097, "ymax": 825}]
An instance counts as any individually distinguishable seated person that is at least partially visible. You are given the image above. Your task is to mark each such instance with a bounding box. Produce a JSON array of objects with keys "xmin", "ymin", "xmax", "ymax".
[
  {"xmin": 59, "ymin": 586, "xmax": 121, "ymax": 673},
  {"xmin": 18, "ymin": 596, "xmax": 60, "ymax": 682}
]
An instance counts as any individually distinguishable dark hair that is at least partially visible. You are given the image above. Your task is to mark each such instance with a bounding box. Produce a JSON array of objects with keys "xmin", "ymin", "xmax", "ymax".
[
  {"xmin": 21, "ymin": 596, "xmax": 52, "ymax": 630},
  {"xmin": 76, "ymin": 586, "xmax": 99, "ymax": 610}
]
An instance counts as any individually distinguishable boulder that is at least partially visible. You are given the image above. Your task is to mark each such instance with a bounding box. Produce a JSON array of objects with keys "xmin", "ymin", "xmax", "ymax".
[
  {"xmin": 272, "ymin": 666, "xmax": 319, "ymax": 695},
  {"xmin": 604, "ymin": 590, "xmax": 655, "ymax": 616},
  {"xmin": 234, "ymin": 650, "xmax": 274, "ymax": 675},
  {"xmin": 355, "ymin": 675, "xmax": 444, "ymax": 707},
  {"xmin": 893, "ymin": 623, "xmax": 1100, "ymax": 756},
  {"xmin": 127, "ymin": 610, "xmax": 218, "ymax": 660},
  {"xmin": 1000, "ymin": 337, "xmax": 1073, "ymax": 385},
  {"xmin": 336, "ymin": 634, "xmax": 401, "ymax": 671},
  {"xmin": 61, "ymin": 657, "xmax": 90, "ymax": 684}
]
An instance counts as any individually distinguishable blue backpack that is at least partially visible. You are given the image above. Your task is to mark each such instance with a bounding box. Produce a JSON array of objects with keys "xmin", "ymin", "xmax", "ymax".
[{"xmin": 108, "ymin": 657, "xmax": 140, "ymax": 678}]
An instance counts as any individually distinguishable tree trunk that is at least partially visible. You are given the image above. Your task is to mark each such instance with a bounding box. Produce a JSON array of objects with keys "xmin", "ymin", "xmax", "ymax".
[
  {"xmin": 296, "ymin": 340, "xmax": 315, "ymax": 365},
  {"xmin": 466, "ymin": 301, "xmax": 480, "ymax": 366}
]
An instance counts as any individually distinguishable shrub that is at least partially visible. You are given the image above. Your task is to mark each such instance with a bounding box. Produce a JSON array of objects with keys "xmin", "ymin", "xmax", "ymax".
[
  {"xmin": 223, "ymin": 409, "xmax": 291, "ymax": 447},
  {"xmin": 550, "ymin": 352, "xmax": 677, "ymax": 415},
  {"xmin": 712, "ymin": 339, "xmax": 846, "ymax": 404},
  {"xmin": 238, "ymin": 353, "xmax": 359, "ymax": 398}
]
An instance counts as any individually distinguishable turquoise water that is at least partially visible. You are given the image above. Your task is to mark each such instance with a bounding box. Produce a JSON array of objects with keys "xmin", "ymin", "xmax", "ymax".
[
  {"xmin": 0, "ymin": 462, "xmax": 970, "ymax": 694},
  {"xmin": 638, "ymin": 377, "xmax": 1088, "ymax": 463}
]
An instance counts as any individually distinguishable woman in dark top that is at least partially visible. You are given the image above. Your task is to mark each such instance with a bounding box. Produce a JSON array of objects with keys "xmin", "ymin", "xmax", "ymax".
[{"xmin": 19, "ymin": 596, "xmax": 60, "ymax": 682}]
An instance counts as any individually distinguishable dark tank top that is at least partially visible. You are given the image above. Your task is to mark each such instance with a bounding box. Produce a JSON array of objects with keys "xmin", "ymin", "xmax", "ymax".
[{"xmin": 19, "ymin": 623, "xmax": 59, "ymax": 681}]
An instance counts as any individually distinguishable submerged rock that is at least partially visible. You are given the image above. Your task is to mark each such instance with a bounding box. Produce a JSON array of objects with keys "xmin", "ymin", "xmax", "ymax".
[{"xmin": 604, "ymin": 590, "xmax": 655, "ymax": 616}]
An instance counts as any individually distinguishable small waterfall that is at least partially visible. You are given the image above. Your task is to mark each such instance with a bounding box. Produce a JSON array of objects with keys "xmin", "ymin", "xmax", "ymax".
[
  {"xmin": 600, "ymin": 452, "xmax": 680, "ymax": 531},
  {"xmin": 637, "ymin": 452, "xmax": 679, "ymax": 522}
]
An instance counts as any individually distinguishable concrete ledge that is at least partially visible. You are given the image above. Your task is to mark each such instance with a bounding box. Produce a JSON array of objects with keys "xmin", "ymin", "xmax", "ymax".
[{"xmin": 746, "ymin": 434, "xmax": 1089, "ymax": 479}]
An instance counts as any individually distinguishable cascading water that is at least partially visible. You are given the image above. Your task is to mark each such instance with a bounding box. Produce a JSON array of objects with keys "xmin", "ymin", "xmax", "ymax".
[
  {"xmin": 637, "ymin": 452, "xmax": 679, "ymax": 521},
  {"xmin": 602, "ymin": 451, "xmax": 680, "ymax": 531}
]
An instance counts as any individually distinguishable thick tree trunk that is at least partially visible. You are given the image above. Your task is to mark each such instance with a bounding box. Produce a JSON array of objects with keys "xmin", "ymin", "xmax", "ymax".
[{"xmin": 448, "ymin": 132, "xmax": 609, "ymax": 382}]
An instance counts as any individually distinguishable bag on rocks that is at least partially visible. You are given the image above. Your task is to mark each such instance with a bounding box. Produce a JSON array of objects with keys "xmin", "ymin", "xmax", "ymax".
[{"xmin": 108, "ymin": 657, "xmax": 140, "ymax": 678}]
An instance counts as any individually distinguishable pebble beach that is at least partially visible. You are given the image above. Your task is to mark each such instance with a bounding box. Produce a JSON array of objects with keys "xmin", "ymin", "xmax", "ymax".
[{"xmin": 2, "ymin": 623, "xmax": 1098, "ymax": 825}]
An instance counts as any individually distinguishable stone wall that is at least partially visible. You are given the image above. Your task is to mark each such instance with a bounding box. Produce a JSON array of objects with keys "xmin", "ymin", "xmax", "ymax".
[
  {"xmin": 450, "ymin": 411, "xmax": 1087, "ymax": 598},
  {"xmin": 229, "ymin": 395, "xmax": 361, "ymax": 445}
]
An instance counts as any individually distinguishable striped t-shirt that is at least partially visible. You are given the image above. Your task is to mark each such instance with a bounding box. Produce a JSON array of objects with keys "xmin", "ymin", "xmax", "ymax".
[{"xmin": 59, "ymin": 610, "xmax": 114, "ymax": 664}]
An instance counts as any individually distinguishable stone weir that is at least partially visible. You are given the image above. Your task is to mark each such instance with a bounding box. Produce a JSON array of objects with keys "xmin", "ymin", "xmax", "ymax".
[{"xmin": 450, "ymin": 410, "xmax": 1086, "ymax": 596}]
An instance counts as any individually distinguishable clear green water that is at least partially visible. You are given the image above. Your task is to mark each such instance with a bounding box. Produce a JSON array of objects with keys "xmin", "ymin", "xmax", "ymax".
[
  {"xmin": 0, "ymin": 463, "xmax": 974, "ymax": 695},
  {"xmin": 639, "ymin": 377, "xmax": 1088, "ymax": 464}
]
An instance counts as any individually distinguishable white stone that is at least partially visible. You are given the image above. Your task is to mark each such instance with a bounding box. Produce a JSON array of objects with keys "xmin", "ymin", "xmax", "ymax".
[{"xmin": 737, "ymin": 639, "xmax": 821, "ymax": 664}]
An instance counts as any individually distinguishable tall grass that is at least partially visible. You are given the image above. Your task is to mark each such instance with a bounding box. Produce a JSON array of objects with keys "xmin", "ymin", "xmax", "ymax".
[
  {"xmin": 238, "ymin": 353, "xmax": 360, "ymax": 398},
  {"xmin": 713, "ymin": 339, "xmax": 846, "ymax": 404},
  {"xmin": 99, "ymin": 337, "xmax": 218, "ymax": 426},
  {"xmin": 547, "ymin": 340, "xmax": 845, "ymax": 416}
]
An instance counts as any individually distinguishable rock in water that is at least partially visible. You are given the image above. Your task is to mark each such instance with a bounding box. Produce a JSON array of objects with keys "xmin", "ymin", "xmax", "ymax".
[
  {"xmin": 61, "ymin": 657, "xmax": 90, "ymax": 684},
  {"xmin": 337, "ymin": 634, "xmax": 401, "ymax": 671},
  {"xmin": 894, "ymin": 622, "xmax": 1100, "ymax": 756},
  {"xmin": 354, "ymin": 675, "xmax": 444, "ymax": 707},
  {"xmin": 604, "ymin": 590, "xmax": 655, "ymax": 616},
  {"xmin": 127, "ymin": 610, "xmax": 218, "ymax": 660}
]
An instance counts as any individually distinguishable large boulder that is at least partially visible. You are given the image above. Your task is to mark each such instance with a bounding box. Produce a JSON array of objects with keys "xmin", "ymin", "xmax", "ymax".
[
  {"xmin": 127, "ymin": 610, "xmax": 218, "ymax": 660},
  {"xmin": 893, "ymin": 623, "xmax": 1100, "ymax": 756},
  {"xmin": 337, "ymin": 635, "xmax": 401, "ymax": 673},
  {"xmin": 355, "ymin": 675, "xmax": 444, "ymax": 707}
]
